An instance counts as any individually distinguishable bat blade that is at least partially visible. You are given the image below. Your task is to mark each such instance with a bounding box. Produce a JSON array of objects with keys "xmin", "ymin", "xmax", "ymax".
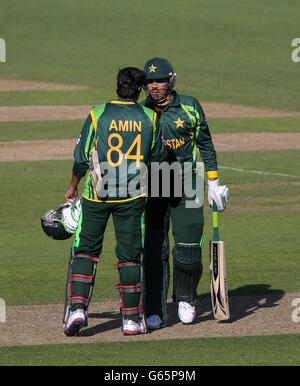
[{"xmin": 209, "ymin": 239, "xmax": 230, "ymax": 320}]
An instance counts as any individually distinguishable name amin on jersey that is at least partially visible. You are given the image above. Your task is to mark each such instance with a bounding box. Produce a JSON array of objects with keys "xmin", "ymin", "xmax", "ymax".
[{"xmin": 109, "ymin": 120, "xmax": 142, "ymax": 132}]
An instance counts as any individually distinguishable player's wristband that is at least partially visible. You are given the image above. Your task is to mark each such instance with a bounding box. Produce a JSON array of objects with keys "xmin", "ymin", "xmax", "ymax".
[{"xmin": 207, "ymin": 170, "xmax": 218, "ymax": 179}]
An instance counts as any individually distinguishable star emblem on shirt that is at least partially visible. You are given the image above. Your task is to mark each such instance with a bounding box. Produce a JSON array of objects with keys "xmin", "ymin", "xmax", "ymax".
[
  {"xmin": 149, "ymin": 64, "xmax": 157, "ymax": 72},
  {"xmin": 174, "ymin": 117, "xmax": 184, "ymax": 128}
]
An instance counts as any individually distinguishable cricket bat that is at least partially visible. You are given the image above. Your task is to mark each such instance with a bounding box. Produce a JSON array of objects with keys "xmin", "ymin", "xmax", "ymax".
[{"xmin": 209, "ymin": 201, "xmax": 230, "ymax": 320}]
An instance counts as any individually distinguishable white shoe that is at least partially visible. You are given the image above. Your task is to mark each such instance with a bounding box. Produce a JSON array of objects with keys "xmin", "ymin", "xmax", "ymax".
[
  {"xmin": 64, "ymin": 309, "xmax": 87, "ymax": 336},
  {"xmin": 178, "ymin": 301, "xmax": 196, "ymax": 324},
  {"xmin": 123, "ymin": 319, "xmax": 143, "ymax": 335},
  {"xmin": 146, "ymin": 314, "xmax": 167, "ymax": 329}
]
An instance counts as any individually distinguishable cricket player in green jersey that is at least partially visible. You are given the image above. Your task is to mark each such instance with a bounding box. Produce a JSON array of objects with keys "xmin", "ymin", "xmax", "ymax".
[
  {"xmin": 63, "ymin": 67, "xmax": 166, "ymax": 336},
  {"xmin": 142, "ymin": 57, "xmax": 229, "ymax": 328}
]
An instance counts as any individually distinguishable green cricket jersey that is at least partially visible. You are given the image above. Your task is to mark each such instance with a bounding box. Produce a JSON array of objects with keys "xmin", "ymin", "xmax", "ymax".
[
  {"xmin": 142, "ymin": 91, "xmax": 218, "ymax": 179},
  {"xmin": 73, "ymin": 99, "xmax": 166, "ymax": 202}
]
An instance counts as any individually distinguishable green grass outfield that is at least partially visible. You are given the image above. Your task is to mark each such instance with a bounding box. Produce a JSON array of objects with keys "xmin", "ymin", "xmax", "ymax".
[
  {"xmin": 1, "ymin": 0, "xmax": 300, "ymax": 110},
  {"xmin": 1, "ymin": 334, "xmax": 300, "ymax": 366},
  {"xmin": 1, "ymin": 116, "xmax": 300, "ymax": 142},
  {"xmin": 0, "ymin": 0, "xmax": 300, "ymax": 367}
]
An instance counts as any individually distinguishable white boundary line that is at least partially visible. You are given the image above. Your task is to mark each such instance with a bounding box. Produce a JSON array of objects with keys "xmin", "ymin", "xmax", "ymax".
[{"xmin": 219, "ymin": 165, "xmax": 300, "ymax": 179}]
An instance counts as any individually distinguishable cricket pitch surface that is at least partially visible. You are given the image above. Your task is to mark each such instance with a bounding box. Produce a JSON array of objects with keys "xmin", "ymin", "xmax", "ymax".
[{"xmin": 1, "ymin": 292, "xmax": 299, "ymax": 347}]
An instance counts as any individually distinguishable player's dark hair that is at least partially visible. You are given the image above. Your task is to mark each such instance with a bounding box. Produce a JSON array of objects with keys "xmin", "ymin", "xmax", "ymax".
[{"xmin": 116, "ymin": 67, "xmax": 145, "ymax": 100}]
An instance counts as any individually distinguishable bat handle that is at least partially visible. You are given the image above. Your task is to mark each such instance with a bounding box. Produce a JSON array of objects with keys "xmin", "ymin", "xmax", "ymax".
[
  {"xmin": 212, "ymin": 201, "xmax": 218, "ymax": 212},
  {"xmin": 212, "ymin": 200, "xmax": 220, "ymax": 242}
]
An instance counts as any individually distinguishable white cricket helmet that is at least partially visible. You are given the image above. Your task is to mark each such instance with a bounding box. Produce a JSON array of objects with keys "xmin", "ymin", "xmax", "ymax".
[
  {"xmin": 41, "ymin": 198, "xmax": 81, "ymax": 240},
  {"xmin": 61, "ymin": 199, "xmax": 81, "ymax": 233}
]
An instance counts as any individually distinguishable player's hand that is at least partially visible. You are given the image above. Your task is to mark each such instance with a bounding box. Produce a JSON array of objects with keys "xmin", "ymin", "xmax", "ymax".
[
  {"xmin": 208, "ymin": 179, "xmax": 229, "ymax": 211},
  {"xmin": 64, "ymin": 185, "xmax": 78, "ymax": 203}
]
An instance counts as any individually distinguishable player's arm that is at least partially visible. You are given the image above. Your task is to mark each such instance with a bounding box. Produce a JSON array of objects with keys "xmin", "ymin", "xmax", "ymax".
[
  {"xmin": 194, "ymin": 99, "xmax": 218, "ymax": 177},
  {"xmin": 194, "ymin": 100, "xmax": 229, "ymax": 211},
  {"xmin": 65, "ymin": 113, "xmax": 95, "ymax": 202},
  {"xmin": 64, "ymin": 173, "xmax": 81, "ymax": 203},
  {"xmin": 148, "ymin": 112, "xmax": 168, "ymax": 162},
  {"xmin": 73, "ymin": 113, "xmax": 95, "ymax": 177}
]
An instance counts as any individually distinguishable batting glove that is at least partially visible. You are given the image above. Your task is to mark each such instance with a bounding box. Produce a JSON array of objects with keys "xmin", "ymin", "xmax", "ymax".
[{"xmin": 208, "ymin": 179, "xmax": 229, "ymax": 211}]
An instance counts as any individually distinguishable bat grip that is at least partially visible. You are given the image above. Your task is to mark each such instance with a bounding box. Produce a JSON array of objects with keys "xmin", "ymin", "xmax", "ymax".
[
  {"xmin": 212, "ymin": 201, "xmax": 220, "ymax": 242},
  {"xmin": 212, "ymin": 201, "xmax": 218, "ymax": 212}
]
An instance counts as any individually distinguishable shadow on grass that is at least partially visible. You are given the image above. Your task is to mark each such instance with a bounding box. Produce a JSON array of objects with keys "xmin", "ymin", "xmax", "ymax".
[
  {"xmin": 79, "ymin": 284, "xmax": 284, "ymax": 335},
  {"xmin": 176, "ymin": 283, "xmax": 285, "ymax": 325},
  {"xmin": 80, "ymin": 311, "xmax": 121, "ymax": 337}
]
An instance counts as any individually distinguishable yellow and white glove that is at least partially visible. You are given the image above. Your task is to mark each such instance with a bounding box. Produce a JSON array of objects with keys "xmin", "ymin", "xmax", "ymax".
[{"xmin": 208, "ymin": 179, "xmax": 229, "ymax": 211}]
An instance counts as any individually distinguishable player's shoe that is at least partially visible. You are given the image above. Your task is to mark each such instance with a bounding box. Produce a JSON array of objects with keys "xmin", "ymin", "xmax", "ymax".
[
  {"xmin": 146, "ymin": 314, "xmax": 168, "ymax": 329},
  {"xmin": 123, "ymin": 319, "xmax": 143, "ymax": 335},
  {"xmin": 178, "ymin": 301, "xmax": 196, "ymax": 324},
  {"xmin": 64, "ymin": 309, "xmax": 87, "ymax": 336}
]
